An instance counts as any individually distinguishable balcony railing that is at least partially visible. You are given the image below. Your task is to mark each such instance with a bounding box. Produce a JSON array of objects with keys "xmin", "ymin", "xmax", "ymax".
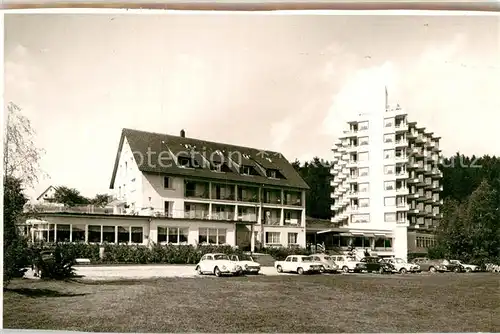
[
  {"xmin": 210, "ymin": 212, "xmax": 235, "ymax": 220},
  {"xmin": 185, "ymin": 190, "xmax": 209, "ymax": 199}
]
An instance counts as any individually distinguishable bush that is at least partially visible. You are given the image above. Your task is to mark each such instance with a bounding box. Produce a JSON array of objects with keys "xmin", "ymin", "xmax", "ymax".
[
  {"xmin": 3, "ymin": 237, "xmax": 30, "ymax": 286},
  {"xmin": 33, "ymin": 245, "xmax": 76, "ymax": 280}
]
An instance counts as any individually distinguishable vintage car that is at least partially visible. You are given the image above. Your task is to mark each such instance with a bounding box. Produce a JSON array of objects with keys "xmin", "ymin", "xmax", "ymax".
[
  {"xmin": 385, "ymin": 257, "xmax": 421, "ymax": 274},
  {"xmin": 274, "ymin": 255, "xmax": 323, "ymax": 275},
  {"xmin": 310, "ymin": 253, "xmax": 339, "ymax": 273},
  {"xmin": 330, "ymin": 255, "xmax": 362, "ymax": 273},
  {"xmin": 229, "ymin": 254, "xmax": 261, "ymax": 274},
  {"xmin": 450, "ymin": 260, "xmax": 480, "ymax": 273},
  {"xmin": 411, "ymin": 257, "xmax": 463, "ymax": 273},
  {"xmin": 354, "ymin": 257, "xmax": 396, "ymax": 274},
  {"xmin": 195, "ymin": 253, "xmax": 242, "ymax": 277}
]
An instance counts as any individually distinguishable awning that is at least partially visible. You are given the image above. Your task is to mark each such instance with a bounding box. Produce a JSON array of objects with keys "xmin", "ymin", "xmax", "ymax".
[{"xmin": 317, "ymin": 229, "xmax": 334, "ymax": 234}]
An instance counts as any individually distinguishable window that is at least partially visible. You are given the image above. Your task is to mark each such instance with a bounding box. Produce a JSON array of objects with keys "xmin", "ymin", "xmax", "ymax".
[
  {"xmin": 158, "ymin": 227, "xmax": 189, "ymax": 244},
  {"xmin": 88, "ymin": 225, "xmax": 101, "ymax": 243},
  {"xmin": 242, "ymin": 165, "xmax": 252, "ymax": 175},
  {"xmin": 288, "ymin": 233, "xmax": 298, "ymax": 245},
  {"xmin": 199, "ymin": 228, "xmax": 226, "ymax": 245},
  {"xmin": 56, "ymin": 224, "xmax": 71, "ymax": 242},
  {"xmin": 384, "ymin": 181, "xmax": 395, "ymax": 191},
  {"xmin": 352, "ymin": 214, "xmax": 370, "ymax": 223},
  {"xmin": 384, "ymin": 149, "xmax": 394, "ymax": 159},
  {"xmin": 384, "ymin": 134, "xmax": 394, "ymax": 143},
  {"xmin": 384, "ymin": 213, "xmax": 396, "ymax": 222},
  {"xmin": 118, "ymin": 226, "xmax": 129, "ymax": 243},
  {"xmin": 131, "ymin": 227, "xmax": 143, "ymax": 243},
  {"xmin": 359, "ymin": 198, "xmax": 370, "ymax": 208},
  {"xmin": 72, "ymin": 224, "xmax": 85, "ymax": 242},
  {"xmin": 265, "ymin": 232, "xmax": 281, "ymax": 244},
  {"xmin": 285, "ymin": 257, "xmax": 292, "ymax": 262},
  {"xmin": 358, "ymin": 152, "xmax": 369, "ymax": 162},
  {"xmin": 384, "ymin": 118, "xmax": 394, "ymax": 127},
  {"xmin": 164, "ymin": 201, "xmax": 172, "ymax": 216},
  {"xmin": 359, "ymin": 121, "xmax": 369, "ymax": 130},
  {"xmin": 164, "ymin": 177, "xmax": 170, "ymax": 188},
  {"xmin": 384, "ymin": 197, "xmax": 396, "ymax": 207},
  {"xmin": 384, "ymin": 165, "xmax": 395, "ymax": 175},
  {"xmin": 359, "ymin": 137, "xmax": 369, "ymax": 146},
  {"xmin": 358, "ymin": 183, "xmax": 370, "ymax": 193},
  {"xmin": 103, "ymin": 226, "xmax": 115, "ymax": 243},
  {"xmin": 291, "ymin": 257, "xmax": 298, "ymax": 262},
  {"xmin": 359, "ymin": 168, "xmax": 369, "ymax": 177}
]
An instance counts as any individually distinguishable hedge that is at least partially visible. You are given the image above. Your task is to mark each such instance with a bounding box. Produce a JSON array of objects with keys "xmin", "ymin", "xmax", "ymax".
[{"xmin": 27, "ymin": 242, "xmax": 312, "ymax": 264}]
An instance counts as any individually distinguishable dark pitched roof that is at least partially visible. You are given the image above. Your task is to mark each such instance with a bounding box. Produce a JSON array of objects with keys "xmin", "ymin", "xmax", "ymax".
[{"xmin": 109, "ymin": 128, "xmax": 309, "ymax": 190}]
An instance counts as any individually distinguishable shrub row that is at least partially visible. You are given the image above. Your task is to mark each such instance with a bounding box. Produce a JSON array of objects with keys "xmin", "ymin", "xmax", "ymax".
[{"xmin": 28, "ymin": 242, "xmax": 312, "ymax": 264}]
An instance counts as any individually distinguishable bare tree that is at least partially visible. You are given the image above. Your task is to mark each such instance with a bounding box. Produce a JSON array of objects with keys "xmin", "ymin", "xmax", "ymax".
[{"xmin": 3, "ymin": 102, "xmax": 47, "ymax": 188}]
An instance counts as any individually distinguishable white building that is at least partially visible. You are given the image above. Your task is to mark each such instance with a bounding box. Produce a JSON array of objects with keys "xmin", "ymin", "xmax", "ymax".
[
  {"xmin": 26, "ymin": 129, "xmax": 309, "ymax": 250},
  {"xmin": 327, "ymin": 97, "xmax": 442, "ymax": 261}
]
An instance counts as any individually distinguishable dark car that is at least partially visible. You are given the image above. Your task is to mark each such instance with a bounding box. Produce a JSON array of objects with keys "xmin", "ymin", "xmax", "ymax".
[
  {"xmin": 354, "ymin": 257, "xmax": 396, "ymax": 274},
  {"xmin": 411, "ymin": 257, "xmax": 463, "ymax": 273}
]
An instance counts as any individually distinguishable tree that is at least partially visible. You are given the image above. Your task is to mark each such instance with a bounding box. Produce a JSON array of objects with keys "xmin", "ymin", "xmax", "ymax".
[
  {"xmin": 430, "ymin": 180, "xmax": 500, "ymax": 264},
  {"xmin": 54, "ymin": 186, "xmax": 90, "ymax": 206},
  {"xmin": 3, "ymin": 102, "xmax": 46, "ymax": 188},
  {"xmin": 292, "ymin": 157, "xmax": 332, "ymax": 220},
  {"xmin": 90, "ymin": 194, "xmax": 112, "ymax": 207},
  {"xmin": 3, "ymin": 176, "xmax": 30, "ymax": 286}
]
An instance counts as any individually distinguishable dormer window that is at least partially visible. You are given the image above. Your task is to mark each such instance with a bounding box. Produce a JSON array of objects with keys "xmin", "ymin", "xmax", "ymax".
[
  {"xmin": 267, "ymin": 169, "xmax": 282, "ymax": 179},
  {"xmin": 241, "ymin": 165, "xmax": 252, "ymax": 175},
  {"xmin": 243, "ymin": 153, "xmax": 250, "ymax": 159}
]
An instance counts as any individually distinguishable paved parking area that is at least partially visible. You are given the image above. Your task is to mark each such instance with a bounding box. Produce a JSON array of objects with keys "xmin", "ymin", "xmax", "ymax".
[{"xmin": 24, "ymin": 264, "xmax": 462, "ymax": 280}]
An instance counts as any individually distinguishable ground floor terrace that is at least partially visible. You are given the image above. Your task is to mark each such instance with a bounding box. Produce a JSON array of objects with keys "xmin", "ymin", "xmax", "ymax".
[
  {"xmin": 21, "ymin": 213, "xmax": 306, "ymax": 250},
  {"xmin": 306, "ymin": 224, "xmax": 437, "ymax": 259}
]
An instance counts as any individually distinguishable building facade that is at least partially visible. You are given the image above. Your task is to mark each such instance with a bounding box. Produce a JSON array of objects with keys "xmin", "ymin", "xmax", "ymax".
[
  {"xmin": 26, "ymin": 129, "xmax": 309, "ymax": 250},
  {"xmin": 328, "ymin": 100, "xmax": 442, "ymax": 260}
]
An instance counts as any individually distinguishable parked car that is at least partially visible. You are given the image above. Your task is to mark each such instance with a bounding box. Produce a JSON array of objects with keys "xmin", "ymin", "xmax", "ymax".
[
  {"xmin": 195, "ymin": 253, "xmax": 242, "ymax": 277},
  {"xmin": 411, "ymin": 258, "xmax": 463, "ymax": 273},
  {"xmin": 354, "ymin": 257, "xmax": 396, "ymax": 274},
  {"xmin": 385, "ymin": 258, "xmax": 421, "ymax": 274},
  {"xmin": 275, "ymin": 255, "xmax": 323, "ymax": 275},
  {"xmin": 450, "ymin": 260, "xmax": 480, "ymax": 273},
  {"xmin": 309, "ymin": 254, "xmax": 340, "ymax": 273},
  {"xmin": 330, "ymin": 255, "xmax": 361, "ymax": 273},
  {"xmin": 229, "ymin": 254, "xmax": 261, "ymax": 274}
]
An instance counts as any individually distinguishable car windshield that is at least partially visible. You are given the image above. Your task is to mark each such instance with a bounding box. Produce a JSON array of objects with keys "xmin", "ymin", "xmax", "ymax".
[
  {"xmin": 394, "ymin": 258, "xmax": 405, "ymax": 263},
  {"xmin": 323, "ymin": 256, "xmax": 332, "ymax": 261},
  {"xmin": 346, "ymin": 256, "xmax": 356, "ymax": 261},
  {"xmin": 214, "ymin": 254, "xmax": 229, "ymax": 260},
  {"xmin": 450, "ymin": 260, "xmax": 459, "ymax": 264},
  {"xmin": 301, "ymin": 256, "xmax": 313, "ymax": 262}
]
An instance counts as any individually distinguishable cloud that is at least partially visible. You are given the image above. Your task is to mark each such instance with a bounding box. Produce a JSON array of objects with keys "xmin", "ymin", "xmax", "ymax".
[{"xmin": 321, "ymin": 60, "xmax": 398, "ymax": 136}]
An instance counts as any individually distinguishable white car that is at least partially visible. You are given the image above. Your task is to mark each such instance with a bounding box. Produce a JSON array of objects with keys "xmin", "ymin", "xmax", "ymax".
[
  {"xmin": 386, "ymin": 258, "xmax": 421, "ymax": 274},
  {"xmin": 195, "ymin": 253, "xmax": 242, "ymax": 277},
  {"xmin": 274, "ymin": 255, "xmax": 323, "ymax": 274},
  {"xmin": 450, "ymin": 260, "xmax": 480, "ymax": 272},
  {"xmin": 229, "ymin": 254, "xmax": 261, "ymax": 274},
  {"xmin": 310, "ymin": 254, "xmax": 339, "ymax": 273},
  {"xmin": 330, "ymin": 255, "xmax": 361, "ymax": 273}
]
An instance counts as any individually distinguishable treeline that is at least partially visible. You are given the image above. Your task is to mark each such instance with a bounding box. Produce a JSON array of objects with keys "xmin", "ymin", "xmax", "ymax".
[{"xmin": 51, "ymin": 186, "xmax": 111, "ymax": 207}]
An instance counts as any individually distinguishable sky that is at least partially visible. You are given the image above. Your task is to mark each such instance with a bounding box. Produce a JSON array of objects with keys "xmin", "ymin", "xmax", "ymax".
[{"xmin": 5, "ymin": 13, "xmax": 500, "ymax": 200}]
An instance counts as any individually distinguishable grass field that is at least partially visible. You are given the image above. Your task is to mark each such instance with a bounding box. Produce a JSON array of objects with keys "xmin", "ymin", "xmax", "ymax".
[{"xmin": 3, "ymin": 273, "xmax": 499, "ymax": 333}]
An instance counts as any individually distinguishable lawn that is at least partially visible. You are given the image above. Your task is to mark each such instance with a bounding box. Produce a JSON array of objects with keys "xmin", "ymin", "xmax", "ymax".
[{"xmin": 3, "ymin": 273, "xmax": 499, "ymax": 333}]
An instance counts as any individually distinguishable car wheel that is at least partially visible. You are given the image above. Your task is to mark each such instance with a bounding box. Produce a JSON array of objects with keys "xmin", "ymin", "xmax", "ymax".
[
  {"xmin": 342, "ymin": 266, "xmax": 349, "ymax": 273},
  {"xmin": 297, "ymin": 267, "xmax": 304, "ymax": 275},
  {"xmin": 378, "ymin": 267, "xmax": 384, "ymax": 274},
  {"xmin": 276, "ymin": 265, "xmax": 283, "ymax": 273},
  {"xmin": 466, "ymin": 268, "xmax": 472, "ymax": 273},
  {"xmin": 320, "ymin": 266, "xmax": 325, "ymax": 273},
  {"xmin": 195, "ymin": 266, "xmax": 202, "ymax": 275},
  {"xmin": 453, "ymin": 267, "xmax": 460, "ymax": 273},
  {"xmin": 214, "ymin": 267, "xmax": 222, "ymax": 277},
  {"xmin": 429, "ymin": 266, "xmax": 437, "ymax": 273},
  {"xmin": 400, "ymin": 268, "xmax": 408, "ymax": 274}
]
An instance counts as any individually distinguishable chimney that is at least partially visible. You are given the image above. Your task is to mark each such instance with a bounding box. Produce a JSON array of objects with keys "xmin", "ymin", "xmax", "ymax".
[{"xmin": 180, "ymin": 129, "xmax": 185, "ymax": 138}]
